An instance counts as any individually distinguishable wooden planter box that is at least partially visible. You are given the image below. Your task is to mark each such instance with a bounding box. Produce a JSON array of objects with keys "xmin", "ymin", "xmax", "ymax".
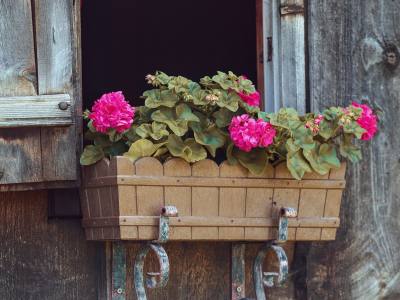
[{"xmin": 81, "ymin": 157, "xmax": 346, "ymax": 241}]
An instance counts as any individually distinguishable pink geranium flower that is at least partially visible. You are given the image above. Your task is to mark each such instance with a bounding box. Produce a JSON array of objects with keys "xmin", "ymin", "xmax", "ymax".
[
  {"xmin": 351, "ymin": 102, "xmax": 378, "ymax": 140},
  {"xmin": 89, "ymin": 91, "xmax": 135, "ymax": 133},
  {"xmin": 237, "ymin": 91, "xmax": 260, "ymax": 107},
  {"xmin": 229, "ymin": 114, "xmax": 276, "ymax": 152}
]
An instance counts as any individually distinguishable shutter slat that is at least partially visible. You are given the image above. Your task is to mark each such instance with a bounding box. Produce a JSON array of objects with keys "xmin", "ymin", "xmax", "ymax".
[{"xmin": 0, "ymin": 94, "xmax": 72, "ymax": 127}]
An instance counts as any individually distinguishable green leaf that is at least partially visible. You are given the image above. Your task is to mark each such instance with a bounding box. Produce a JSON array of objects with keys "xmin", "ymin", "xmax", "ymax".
[
  {"xmin": 292, "ymin": 125, "xmax": 315, "ymax": 150},
  {"xmin": 212, "ymin": 71, "xmax": 234, "ymax": 90},
  {"xmin": 80, "ymin": 145, "xmax": 104, "ymax": 165},
  {"xmin": 238, "ymin": 78, "xmax": 256, "ymax": 94},
  {"xmin": 153, "ymin": 147, "xmax": 169, "ymax": 158},
  {"xmin": 318, "ymin": 119, "xmax": 336, "ymax": 140},
  {"xmin": 124, "ymin": 139, "xmax": 166, "ymax": 162},
  {"xmin": 269, "ymin": 108, "xmax": 302, "ymax": 130},
  {"xmin": 213, "ymin": 108, "xmax": 235, "ymax": 128},
  {"xmin": 176, "ymin": 103, "xmax": 200, "ymax": 122},
  {"xmin": 257, "ymin": 111, "xmax": 270, "ymax": 122},
  {"xmin": 136, "ymin": 106, "xmax": 154, "ymax": 123},
  {"xmin": 234, "ymin": 147, "xmax": 269, "ymax": 175},
  {"xmin": 144, "ymin": 89, "xmax": 179, "ymax": 108},
  {"xmin": 342, "ymin": 121, "xmax": 365, "ymax": 139},
  {"xmin": 151, "ymin": 108, "xmax": 189, "ymax": 136},
  {"xmin": 136, "ymin": 122, "xmax": 169, "ymax": 140},
  {"xmin": 286, "ymin": 139, "xmax": 311, "ymax": 179},
  {"xmin": 238, "ymin": 99, "xmax": 260, "ymax": 114},
  {"xmin": 168, "ymin": 76, "xmax": 192, "ymax": 93},
  {"xmin": 215, "ymin": 91, "xmax": 239, "ymax": 112},
  {"xmin": 286, "ymin": 150, "xmax": 312, "ymax": 180},
  {"xmin": 226, "ymin": 142, "xmax": 238, "ymax": 165},
  {"xmin": 188, "ymin": 82, "xmax": 209, "ymax": 105},
  {"xmin": 193, "ymin": 125, "xmax": 226, "ymax": 157},
  {"xmin": 124, "ymin": 125, "xmax": 141, "ymax": 143},
  {"xmin": 339, "ymin": 134, "xmax": 362, "ymax": 162},
  {"xmin": 303, "ymin": 142, "xmax": 341, "ymax": 175},
  {"xmin": 166, "ymin": 135, "xmax": 207, "ymax": 163}
]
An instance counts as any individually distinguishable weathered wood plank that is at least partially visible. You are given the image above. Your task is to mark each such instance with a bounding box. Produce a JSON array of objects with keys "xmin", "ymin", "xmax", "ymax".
[
  {"xmin": 302, "ymin": 0, "xmax": 400, "ymax": 299},
  {"xmin": 0, "ymin": 191, "xmax": 102, "ymax": 299},
  {"xmin": 280, "ymin": 0, "xmax": 305, "ymax": 113},
  {"xmin": 0, "ymin": 94, "xmax": 72, "ymax": 127},
  {"xmin": 0, "ymin": 0, "xmax": 43, "ymax": 185},
  {"xmin": 35, "ymin": 0, "xmax": 81, "ymax": 182},
  {"xmin": 264, "ymin": 0, "xmax": 306, "ymax": 113}
]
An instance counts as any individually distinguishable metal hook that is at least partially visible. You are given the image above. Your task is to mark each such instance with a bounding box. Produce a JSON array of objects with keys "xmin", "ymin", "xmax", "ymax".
[{"xmin": 133, "ymin": 205, "xmax": 177, "ymax": 300}]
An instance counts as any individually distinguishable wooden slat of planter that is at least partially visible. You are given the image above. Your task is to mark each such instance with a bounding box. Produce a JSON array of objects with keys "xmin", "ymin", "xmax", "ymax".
[
  {"xmin": 164, "ymin": 158, "xmax": 192, "ymax": 240},
  {"xmin": 82, "ymin": 216, "xmax": 340, "ymax": 228},
  {"xmin": 219, "ymin": 162, "xmax": 247, "ymax": 240},
  {"xmin": 191, "ymin": 160, "xmax": 219, "ymax": 239},
  {"xmin": 135, "ymin": 158, "xmax": 164, "ymax": 239},
  {"xmin": 86, "ymin": 176, "xmax": 346, "ymax": 189},
  {"xmin": 245, "ymin": 188, "xmax": 274, "ymax": 240},
  {"xmin": 113, "ymin": 157, "xmax": 137, "ymax": 239},
  {"xmin": 297, "ymin": 189, "xmax": 327, "ymax": 240}
]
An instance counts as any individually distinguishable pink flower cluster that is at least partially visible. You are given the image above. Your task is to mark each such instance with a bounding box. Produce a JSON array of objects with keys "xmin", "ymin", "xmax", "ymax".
[
  {"xmin": 229, "ymin": 114, "xmax": 276, "ymax": 152},
  {"xmin": 351, "ymin": 102, "xmax": 378, "ymax": 140},
  {"xmin": 89, "ymin": 91, "xmax": 135, "ymax": 133},
  {"xmin": 237, "ymin": 91, "xmax": 260, "ymax": 107}
]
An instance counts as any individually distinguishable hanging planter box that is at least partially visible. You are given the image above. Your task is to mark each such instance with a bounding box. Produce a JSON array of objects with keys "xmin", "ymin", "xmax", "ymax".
[{"xmin": 81, "ymin": 156, "xmax": 346, "ymax": 241}]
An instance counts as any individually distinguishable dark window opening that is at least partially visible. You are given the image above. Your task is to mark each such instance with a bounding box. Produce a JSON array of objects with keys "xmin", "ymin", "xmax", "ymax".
[{"xmin": 82, "ymin": 0, "xmax": 258, "ymax": 107}]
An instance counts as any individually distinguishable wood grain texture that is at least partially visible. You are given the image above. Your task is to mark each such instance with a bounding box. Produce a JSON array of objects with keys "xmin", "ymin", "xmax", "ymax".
[
  {"xmin": 300, "ymin": 0, "xmax": 400, "ymax": 299},
  {"xmin": 82, "ymin": 158, "xmax": 345, "ymax": 241},
  {"xmin": 0, "ymin": 94, "xmax": 72, "ymax": 127},
  {"xmin": 0, "ymin": 0, "xmax": 43, "ymax": 185},
  {"xmin": 0, "ymin": 191, "xmax": 102, "ymax": 299},
  {"xmin": 280, "ymin": 0, "xmax": 306, "ymax": 113},
  {"xmin": 35, "ymin": 0, "xmax": 81, "ymax": 182}
]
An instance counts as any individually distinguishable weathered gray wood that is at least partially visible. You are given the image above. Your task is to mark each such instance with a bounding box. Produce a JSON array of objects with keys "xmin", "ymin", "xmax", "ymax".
[
  {"xmin": 0, "ymin": 94, "xmax": 73, "ymax": 127},
  {"xmin": 0, "ymin": 191, "xmax": 103, "ymax": 299},
  {"xmin": 301, "ymin": 0, "xmax": 400, "ymax": 299},
  {"xmin": 280, "ymin": 0, "xmax": 305, "ymax": 113},
  {"xmin": 35, "ymin": 0, "xmax": 81, "ymax": 182},
  {"xmin": 263, "ymin": 0, "xmax": 305, "ymax": 113},
  {"xmin": 0, "ymin": 0, "xmax": 43, "ymax": 184}
]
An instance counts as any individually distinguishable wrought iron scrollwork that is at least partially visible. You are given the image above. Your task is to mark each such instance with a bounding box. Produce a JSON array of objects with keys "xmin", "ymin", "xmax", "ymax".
[
  {"xmin": 252, "ymin": 206, "xmax": 297, "ymax": 300},
  {"xmin": 134, "ymin": 206, "xmax": 178, "ymax": 300}
]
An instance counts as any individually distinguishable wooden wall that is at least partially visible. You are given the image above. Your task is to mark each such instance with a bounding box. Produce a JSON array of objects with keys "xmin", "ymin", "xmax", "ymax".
[
  {"xmin": 0, "ymin": 0, "xmax": 399, "ymax": 299},
  {"xmin": 297, "ymin": 0, "xmax": 400, "ymax": 299}
]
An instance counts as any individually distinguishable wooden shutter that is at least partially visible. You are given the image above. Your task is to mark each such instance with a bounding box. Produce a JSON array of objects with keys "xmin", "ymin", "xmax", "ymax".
[
  {"xmin": 262, "ymin": 0, "xmax": 306, "ymax": 113},
  {"xmin": 0, "ymin": 0, "xmax": 81, "ymax": 190}
]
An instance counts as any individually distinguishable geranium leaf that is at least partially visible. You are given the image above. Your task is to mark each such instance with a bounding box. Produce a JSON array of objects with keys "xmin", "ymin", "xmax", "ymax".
[
  {"xmin": 166, "ymin": 135, "xmax": 207, "ymax": 163},
  {"xmin": 233, "ymin": 147, "xmax": 268, "ymax": 174},
  {"xmin": 213, "ymin": 108, "xmax": 235, "ymax": 128},
  {"xmin": 80, "ymin": 145, "xmax": 104, "ymax": 165},
  {"xmin": 124, "ymin": 139, "xmax": 166, "ymax": 162},
  {"xmin": 303, "ymin": 142, "xmax": 340, "ymax": 175},
  {"xmin": 151, "ymin": 108, "xmax": 188, "ymax": 136},
  {"xmin": 144, "ymin": 89, "xmax": 179, "ymax": 108},
  {"xmin": 193, "ymin": 125, "xmax": 226, "ymax": 157},
  {"xmin": 176, "ymin": 103, "xmax": 200, "ymax": 122},
  {"xmin": 339, "ymin": 134, "xmax": 362, "ymax": 162}
]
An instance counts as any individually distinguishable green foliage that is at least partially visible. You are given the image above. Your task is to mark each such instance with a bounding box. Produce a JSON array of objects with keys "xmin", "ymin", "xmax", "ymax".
[
  {"xmin": 81, "ymin": 71, "xmax": 378, "ymax": 180},
  {"xmin": 80, "ymin": 145, "xmax": 104, "ymax": 165}
]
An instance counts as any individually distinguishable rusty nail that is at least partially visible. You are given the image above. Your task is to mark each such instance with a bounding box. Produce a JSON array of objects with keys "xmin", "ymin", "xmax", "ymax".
[{"xmin": 58, "ymin": 101, "xmax": 70, "ymax": 110}]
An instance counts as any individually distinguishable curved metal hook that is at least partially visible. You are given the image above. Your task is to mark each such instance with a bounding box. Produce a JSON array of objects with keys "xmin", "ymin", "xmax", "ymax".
[
  {"xmin": 134, "ymin": 243, "xmax": 170, "ymax": 300},
  {"xmin": 253, "ymin": 242, "xmax": 289, "ymax": 300}
]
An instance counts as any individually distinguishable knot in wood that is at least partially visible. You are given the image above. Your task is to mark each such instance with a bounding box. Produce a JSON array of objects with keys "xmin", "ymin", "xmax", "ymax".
[{"xmin": 383, "ymin": 43, "xmax": 399, "ymax": 70}]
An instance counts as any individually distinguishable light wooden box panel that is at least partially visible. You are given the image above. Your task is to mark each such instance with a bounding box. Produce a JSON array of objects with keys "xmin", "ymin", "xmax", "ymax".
[{"xmin": 81, "ymin": 157, "xmax": 346, "ymax": 241}]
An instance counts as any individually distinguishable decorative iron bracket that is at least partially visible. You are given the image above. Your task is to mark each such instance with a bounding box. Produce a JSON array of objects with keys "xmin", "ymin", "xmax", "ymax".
[
  {"xmin": 231, "ymin": 206, "xmax": 297, "ymax": 300},
  {"xmin": 111, "ymin": 206, "xmax": 177, "ymax": 300}
]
